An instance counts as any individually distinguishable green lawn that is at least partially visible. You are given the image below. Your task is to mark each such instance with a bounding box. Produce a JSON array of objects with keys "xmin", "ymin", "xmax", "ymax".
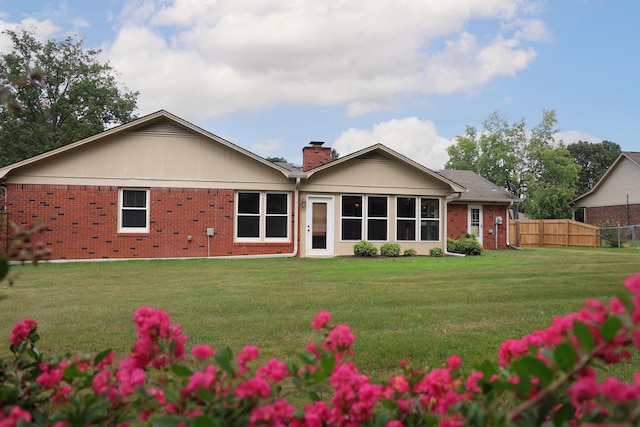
[{"xmin": 1, "ymin": 247, "xmax": 639, "ymax": 382}]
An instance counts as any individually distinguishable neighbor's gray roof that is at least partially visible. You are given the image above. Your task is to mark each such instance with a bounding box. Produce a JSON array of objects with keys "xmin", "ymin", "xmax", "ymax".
[{"xmin": 437, "ymin": 170, "xmax": 521, "ymax": 203}]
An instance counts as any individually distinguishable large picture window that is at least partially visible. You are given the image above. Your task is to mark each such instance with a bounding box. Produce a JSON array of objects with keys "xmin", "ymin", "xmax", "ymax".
[
  {"xmin": 119, "ymin": 188, "xmax": 149, "ymax": 232},
  {"xmin": 420, "ymin": 198, "xmax": 440, "ymax": 241},
  {"xmin": 341, "ymin": 195, "xmax": 363, "ymax": 241},
  {"xmin": 367, "ymin": 196, "xmax": 388, "ymax": 241},
  {"xmin": 396, "ymin": 197, "xmax": 416, "ymax": 241},
  {"xmin": 236, "ymin": 192, "xmax": 290, "ymax": 241}
]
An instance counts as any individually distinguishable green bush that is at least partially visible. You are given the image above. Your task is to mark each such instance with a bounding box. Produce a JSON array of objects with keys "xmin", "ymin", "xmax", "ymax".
[
  {"xmin": 380, "ymin": 243, "xmax": 401, "ymax": 257},
  {"xmin": 353, "ymin": 240, "xmax": 377, "ymax": 257},
  {"xmin": 447, "ymin": 235, "xmax": 483, "ymax": 255},
  {"xmin": 429, "ymin": 247, "xmax": 444, "ymax": 257},
  {"xmin": 403, "ymin": 248, "xmax": 417, "ymax": 257}
]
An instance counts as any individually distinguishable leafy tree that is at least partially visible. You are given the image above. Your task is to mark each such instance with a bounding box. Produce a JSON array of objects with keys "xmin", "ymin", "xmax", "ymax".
[
  {"xmin": 265, "ymin": 156, "xmax": 288, "ymax": 163},
  {"xmin": 0, "ymin": 29, "xmax": 138, "ymax": 167},
  {"xmin": 445, "ymin": 110, "xmax": 580, "ymax": 219},
  {"xmin": 330, "ymin": 148, "xmax": 339, "ymax": 161},
  {"xmin": 567, "ymin": 140, "xmax": 621, "ymax": 196}
]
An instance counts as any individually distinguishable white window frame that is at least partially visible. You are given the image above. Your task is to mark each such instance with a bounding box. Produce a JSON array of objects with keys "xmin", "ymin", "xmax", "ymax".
[
  {"xmin": 420, "ymin": 197, "xmax": 441, "ymax": 242},
  {"xmin": 366, "ymin": 195, "xmax": 389, "ymax": 242},
  {"xmin": 118, "ymin": 188, "xmax": 150, "ymax": 233},
  {"xmin": 396, "ymin": 196, "xmax": 417, "ymax": 241},
  {"xmin": 235, "ymin": 191, "xmax": 290, "ymax": 242}
]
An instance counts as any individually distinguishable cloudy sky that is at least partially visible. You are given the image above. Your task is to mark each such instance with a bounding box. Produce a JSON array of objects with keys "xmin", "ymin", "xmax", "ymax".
[{"xmin": 1, "ymin": 0, "xmax": 638, "ymax": 169}]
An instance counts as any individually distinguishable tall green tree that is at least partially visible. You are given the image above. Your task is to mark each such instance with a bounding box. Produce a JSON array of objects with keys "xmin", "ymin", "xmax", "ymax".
[
  {"xmin": 0, "ymin": 30, "xmax": 138, "ymax": 167},
  {"xmin": 567, "ymin": 140, "xmax": 621, "ymax": 196},
  {"xmin": 445, "ymin": 110, "xmax": 580, "ymax": 219}
]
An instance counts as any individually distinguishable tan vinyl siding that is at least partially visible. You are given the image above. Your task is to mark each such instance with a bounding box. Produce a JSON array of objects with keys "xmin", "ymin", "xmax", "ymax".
[{"xmin": 574, "ymin": 158, "xmax": 640, "ymax": 208}]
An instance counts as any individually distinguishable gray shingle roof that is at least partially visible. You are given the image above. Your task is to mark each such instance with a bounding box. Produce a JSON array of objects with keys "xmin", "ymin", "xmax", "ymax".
[{"xmin": 437, "ymin": 169, "xmax": 521, "ymax": 203}]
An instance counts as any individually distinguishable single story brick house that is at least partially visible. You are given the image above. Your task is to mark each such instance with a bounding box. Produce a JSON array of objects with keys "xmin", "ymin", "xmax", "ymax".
[
  {"xmin": 437, "ymin": 169, "xmax": 520, "ymax": 250},
  {"xmin": 571, "ymin": 152, "xmax": 640, "ymax": 226},
  {"xmin": 0, "ymin": 110, "xmax": 514, "ymax": 260}
]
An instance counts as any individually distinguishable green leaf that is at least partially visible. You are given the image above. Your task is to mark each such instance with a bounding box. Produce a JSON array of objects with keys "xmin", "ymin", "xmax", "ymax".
[
  {"xmin": 573, "ymin": 320, "xmax": 595, "ymax": 352},
  {"xmin": 552, "ymin": 402, "xmax": 576, "ymax": 426},
  {"xmin": 517, "ymin": 355, "xmax": 554, "ymax": 387},
  {"xmin": 554, "ymin": 342, "xmax": 576, "ymax": 372},
  {"xmin": 299, "ymin": 350, "xmax": 318, "ymax": 364},
  {"xmin": 476, "ymin": 360, "xmax": 499, "ymax": 381},
  {"xmin": 64, "ymin": 363, "xmax": 80, "ymax": 381},
  {"xmin": 94, "ymin": 348, "xmax": 113, "ymax": 365},
  {"xmin": 152, "ymin": 416, "xmax": 190, "ymax": 427},
  {"xmin": 170, "ymin": 363, "xmax": 193, "ymax": 377},
  {"xmin": 197, "ymin": 388, "xmax": 214, "ymax": 402},
  {"xmin": 215, "ymin": 352, "xmax": 234, "ymax": 375},
  {"xmin": 601, "ymin": 316, "xmax": 622, "ymax": 341},
  {"xmin": 193, "ymin": 415, "xmax": 217, "ymax": 427},
  {"xmin": 617, "ymin": 290, "xmax": 634, "ymax": 313},
  {"xmin": 0, "ymin": 258, "xmax": 8, "ymax": 281}
]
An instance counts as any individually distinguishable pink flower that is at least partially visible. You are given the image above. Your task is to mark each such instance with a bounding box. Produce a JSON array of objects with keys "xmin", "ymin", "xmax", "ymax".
[
  {"xmin": 322, "ymin": 324, "xmax": 355, "ymax": 352},
  {"xmin": 256, "ymin": 358, "xmax": 289, "ymax": 383},
  {"xmin": 0, "ymin": 406, "xmax": 32, "ymax": 427},
  {"xmin": 182, "ymin": 365, "xmax": 217, "ymax": 396},
  {"xmin": 312, "ymin": 311, "xmax": 332, "ymax": 330},
  {"xmin": 10, "ymin": 318, "xmax": 37, "ymax": 346},
  {"xmin": 464, "ymin": 372, "xmax": 484, "ymax": 393},
  {"xmin": 237, "ymin": 345, "xmax": 260, "ymax": 375},
  {"xmin": 36, "ymin": 362, "xmax": 67, "ymax": 388},
  {"xmin": 446, "ymin": 354, "xmax": 461, "ymax": 370},
  {"xmin": 191, "ymin": 344, "xmax": 215, "ymax": 361},
  {"xmin": 234, "ymin": 378, "xmax": 271, "ymax": 399}
]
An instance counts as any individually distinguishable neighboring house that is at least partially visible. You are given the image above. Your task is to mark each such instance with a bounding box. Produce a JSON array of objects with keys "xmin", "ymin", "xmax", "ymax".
[
  {"xmin": 571, "ymin": 152, "xmax": 640, "ymax": 226},
  {"xmin": 0, "ymin": 110, "xmax": 474, "ymax": 260},
  {"xmin": 437, "ymin": 170, "xmax": 521, "ymax": 250}
]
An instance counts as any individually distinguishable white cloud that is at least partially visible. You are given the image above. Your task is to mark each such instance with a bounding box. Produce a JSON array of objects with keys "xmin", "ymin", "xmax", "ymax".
[
  {"xmin": 333, "ymin": 117, "xmax": 453, "ymax": 170},
  {"xmin": 104, "ymin": 0, "xmax": 547, "ymax": 118},
  {"xmin": 0, "ymin": 18, "xmax": 60, "ymax": 52},
  {"xmin": 252, "ymin": 138, "xmax": 283, "ymax": 156}
]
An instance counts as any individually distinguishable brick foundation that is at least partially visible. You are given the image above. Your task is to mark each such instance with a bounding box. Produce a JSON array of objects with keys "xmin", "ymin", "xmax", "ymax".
[{"xmin": 5, "ymin": 184, "xmax": 295, "ymax": 260}]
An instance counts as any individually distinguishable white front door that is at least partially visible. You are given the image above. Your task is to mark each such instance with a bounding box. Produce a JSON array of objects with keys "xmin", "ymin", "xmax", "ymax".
[
  {"xmin": 468, "ymin": 205, "xmax": 483, "ymax": 245},
  {"xmin": 306, "ymin": 196, "xmax": 334, "ymax": 256}
]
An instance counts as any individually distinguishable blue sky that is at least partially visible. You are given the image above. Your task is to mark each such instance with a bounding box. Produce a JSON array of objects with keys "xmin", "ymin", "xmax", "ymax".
[{"xmin": 1, "ymin": 0, "xmax": 638, "ymax": 169}]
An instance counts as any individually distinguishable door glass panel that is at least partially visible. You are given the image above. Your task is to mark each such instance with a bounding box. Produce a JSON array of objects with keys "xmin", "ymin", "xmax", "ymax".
[
  {"xmin": 470, "ymin": 208, "xmax": 480, "ymax": 239},
  {"xmin": 312, "ymin": 202, "xmax": 327, "ymax": 249}
]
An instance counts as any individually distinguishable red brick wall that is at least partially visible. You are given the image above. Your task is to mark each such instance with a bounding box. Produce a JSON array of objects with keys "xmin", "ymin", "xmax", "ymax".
[
  {"xmin": 446, "ymin": 203, "xmax": 510, "ymax": 250},
  {"xmin": 302, "ymin": 145, "xmax": 331, "ymax": 171},
  {"xmin": 585, "ymin": 204, "xmax": 640, "ymax": 226},
  {"xmin": 5, "ymin": 184, "xmax": 295, "ymax": 260}
]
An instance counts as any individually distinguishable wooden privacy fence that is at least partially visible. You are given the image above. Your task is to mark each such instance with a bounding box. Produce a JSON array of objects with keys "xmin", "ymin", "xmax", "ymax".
[{"xmin": 509, "ymin": 219, "xmax": 600, "ymax": 248}]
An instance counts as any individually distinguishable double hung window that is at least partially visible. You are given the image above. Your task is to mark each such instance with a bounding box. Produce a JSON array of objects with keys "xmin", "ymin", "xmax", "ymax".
[
  {"xmin": 119, "ymin": 188, "xmax": 149, "ymax": 232},
  {"xmin": 236, "ymin": 192, "xmax": 289, "ymax": 241},
  {"xmin": 420, "ymin": 198, "xmax": 440, "ymax": 241}
]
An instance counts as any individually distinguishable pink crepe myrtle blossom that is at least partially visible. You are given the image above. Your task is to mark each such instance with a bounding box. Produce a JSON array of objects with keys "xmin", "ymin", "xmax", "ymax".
[
  {"xmin": 249, "ymin": 399, "xmax": 295, "ymax": 426},
  {"xmin": 322, "ymin": 324, "xmax": 355, "ymax": 353},
  {"xmin": 236, "ymin": 345, "xmax": 259, "ymax": 375},
  {"xmin": 234, "ymin": 377, "xmax": 271, "ymax": 399},
  {"xmin": 256, "ymin": 358, "xmax": 289, "ymax": 383},
  {"xmin": 10, "ymin": 318, "xmax": 37, "ymax": 346},
  {"xmin": 191, "ymin": 344, "xmax": 215, "ymax": 361},
  {"xmin": 0, "ymin": 406, "xmax": 32, "ymax": 427},
  {"xmin": 311, "ymin": 311, "xmax": 331, "ymax": 330}
]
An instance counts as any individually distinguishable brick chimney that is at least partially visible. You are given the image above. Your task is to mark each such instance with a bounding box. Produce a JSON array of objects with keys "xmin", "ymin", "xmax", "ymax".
[{"xmin": 302, "ymin": 141, "xmax": 331, "ymax": 171}]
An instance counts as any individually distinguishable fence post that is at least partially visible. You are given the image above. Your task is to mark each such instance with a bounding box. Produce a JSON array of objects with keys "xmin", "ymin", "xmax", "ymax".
[
  {"xmin": 565, "ymin": 220, "xmax": 569, "ymax": 246},
  {"xmin": 539, "ymin": 220, "xmax": 544, "ymax": 247}
]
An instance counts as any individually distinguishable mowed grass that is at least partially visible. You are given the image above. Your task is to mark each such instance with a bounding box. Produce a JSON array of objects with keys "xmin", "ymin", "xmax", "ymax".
[{"xmin": 1, "ymin": 247, "xmax": 639, "ymax": 382}]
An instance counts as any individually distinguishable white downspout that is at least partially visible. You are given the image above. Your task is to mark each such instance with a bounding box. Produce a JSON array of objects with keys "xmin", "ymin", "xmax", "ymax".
[{"xmin": 443, "ymin": 192, "xmax": 466, "ymax": 257}]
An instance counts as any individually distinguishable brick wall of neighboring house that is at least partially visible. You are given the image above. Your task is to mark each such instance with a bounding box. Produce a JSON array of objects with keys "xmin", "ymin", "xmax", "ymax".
[
  {"xmin": 585, "ymin": 204, "xmax": 640, "ymax": 226},
  {"xmin": 5, "ymin": 184, "xmax": 295, "ymax": 260},
  {"xmin": 446, "ymin": 203, "xmax": 510, "ymax": 250}
]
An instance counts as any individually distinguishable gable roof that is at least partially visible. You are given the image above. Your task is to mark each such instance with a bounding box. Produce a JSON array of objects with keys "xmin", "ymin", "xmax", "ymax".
[
  {"xmin": 436, "ymin": 169, "xmax": 520, "ymax": 203},
  {"xmin": 0, "ymin": 110, "xmax": 292, "ymax": 180},
  {"xmin": 572, "ymin": 151, "xmax": 640, "ymax": 204},
  {"xmin": 306, "ymin": 143, "xmax": 467, "ymax": 193}
]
